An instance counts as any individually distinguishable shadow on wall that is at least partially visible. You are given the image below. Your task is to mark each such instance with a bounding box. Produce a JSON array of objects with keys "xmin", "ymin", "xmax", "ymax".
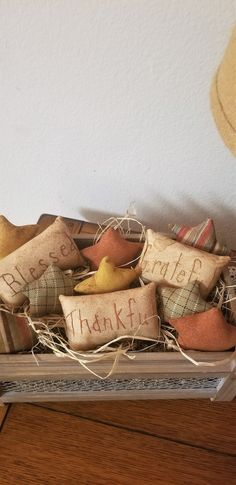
[{"xmin": 80, "ymin": 196, "xmax": 236, "ymax": 249}]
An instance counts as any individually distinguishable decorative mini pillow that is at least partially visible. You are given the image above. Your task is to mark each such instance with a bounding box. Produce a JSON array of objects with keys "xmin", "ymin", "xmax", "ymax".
[
  {"xmin": 169, "ymin": 307, "xmax": 236, "ymax": 351},
  {"xmin": 0, "ymin": 215, "xmax": 39, "ymax": 259},
  {"xmin": 170, "ymin": 218, "xmax": 228, "ymax": 255},
  {"xmin": 158, "ymin": 280, "xmax": 212, "ymax": 321},
  {"xmin": 223, "ymin": 262, "xmax": 236, "ymax": 325},
  {"xmin": 139, "ymin": 230, "xmax": 230, "ymax": 298},
  {"xmin": 0, "ymin": 311, "xmax": 37, "ymax": 353},
  {"xmin": 23, "ymin": 265, "xmax": 75, "ymax": 316},
  {"xmin": 74, "ymin": 256, "xmax": 140, "ymax": 295},
  {"xmin": 59, "ymin": 282, "xmax": 159, "ymax": 350},
  {"xmin": 81, "ymin": 228, "xmax": 143, "ymax": 270},
  {"xmin": 0, "ymin": 217, "xmax": 84, "ymax": 309}
]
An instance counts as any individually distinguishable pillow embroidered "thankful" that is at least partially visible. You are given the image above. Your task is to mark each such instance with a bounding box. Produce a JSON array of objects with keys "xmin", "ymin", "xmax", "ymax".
[
  {"xmin": 139, "ymin": 230, "xmax": 230, "ymax": 298},
  {"xmin": 0, "ymin": 217, "xmax": 84, "ymax": 309},
  {"xmin": 59, "ymin": 282, "xmax": 159, "ymax": 350}
]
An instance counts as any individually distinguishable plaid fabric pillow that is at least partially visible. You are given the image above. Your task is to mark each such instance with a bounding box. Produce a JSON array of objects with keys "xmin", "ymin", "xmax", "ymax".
[
  {"xmin": 170, "ymin": 218, "xmax": 228, "ymax": 255},
  {"xmin": 23, "ymin": 265, "xmax": 74, "ymax": 317},
  {"xmin": 0, "ymin": 312, "xmax": 37, "ymax": 353},
  {"xmin": 158, "ymin": 280, "xmax": 212, "ymax": 321}
]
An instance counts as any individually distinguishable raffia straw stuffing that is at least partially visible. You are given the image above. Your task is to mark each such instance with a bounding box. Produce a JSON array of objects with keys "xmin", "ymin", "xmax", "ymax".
[
  {"xmin": 209, "ymin": 278, "xmax": 236, "ymax": 320},
  {"xmin": 93, "ymin": 215, "xmax": 146, "ymax": 268},
  {"xmin": 25, "ymin": 313, "xmax": 163, "ymax": 379},
  {"xmin": 24, "ymin": 310, "xmax": 236, "ymax": 378}
]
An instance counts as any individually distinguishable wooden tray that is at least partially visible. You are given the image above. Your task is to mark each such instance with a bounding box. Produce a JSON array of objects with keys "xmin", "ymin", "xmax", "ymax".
[{"xmin": 0, "ymin": 214, "xmax": 235, "ymax": 403}]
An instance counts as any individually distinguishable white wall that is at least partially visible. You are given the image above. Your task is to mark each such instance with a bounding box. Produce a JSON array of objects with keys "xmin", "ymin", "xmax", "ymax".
[{"xmin": 1, "ymin": 1, "xmax": 236, "ymax": 247}]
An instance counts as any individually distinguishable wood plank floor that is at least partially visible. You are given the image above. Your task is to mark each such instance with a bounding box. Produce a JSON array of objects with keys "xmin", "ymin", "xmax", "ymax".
[{"xmin": 0, "ymin": 400, "xmax": 235, "ymax": 484}]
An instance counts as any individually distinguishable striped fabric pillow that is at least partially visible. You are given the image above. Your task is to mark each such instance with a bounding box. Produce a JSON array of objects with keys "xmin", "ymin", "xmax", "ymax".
[
  {"xmin": 170, "ymin": 219, "xmax": 228, "ymax": 255},
  {"xmin": 0, "ymin": 312, "xmax": 36, "ymax": 353}
]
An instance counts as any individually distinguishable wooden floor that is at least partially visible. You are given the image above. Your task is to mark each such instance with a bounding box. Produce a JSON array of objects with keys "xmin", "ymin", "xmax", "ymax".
[{"xmin": 0, "ymin": 400, "xmax": 236, "ymax": 484}]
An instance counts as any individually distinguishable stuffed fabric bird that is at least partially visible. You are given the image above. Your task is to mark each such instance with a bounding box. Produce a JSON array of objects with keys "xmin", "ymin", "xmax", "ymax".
[{"xmin": 74, "ymin": 256, "xmax": 141, "ymax": 294}]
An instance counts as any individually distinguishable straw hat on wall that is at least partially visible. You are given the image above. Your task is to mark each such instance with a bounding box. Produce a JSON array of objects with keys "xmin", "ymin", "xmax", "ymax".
[{"xmin": 211, "ymin": 26, "xmax": 236, "ymax": 156}]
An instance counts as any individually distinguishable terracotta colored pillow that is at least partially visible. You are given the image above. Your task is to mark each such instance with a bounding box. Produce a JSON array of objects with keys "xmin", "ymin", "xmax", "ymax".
[
  {"xmin": 23, "ymin": 265, "xmax": 74, "ymax": 316},
  {"xmin": 0, "ymin": 312, "xmax": 37, "ymax": 353},
  {"xmin": 0, "ymin": 217, "xmax": 84, "ymax": 309},
  {"xmin": 158, "ymin": 281, "xmax": 212, "ymax": 321},
  {"xmin": 81, "ymin": 228, "xmax": 143, "ymax": 270},
  {"xmin": 170, "ymin": 218, "xmax": 228, "ymax": 255},
  {"xmin": 74, "ymin": 256, "xmax": 140, "ymax": 294},
  {"xmin": 139, "ymin": 230, "xmax": 230, "ymax": 298},
  {"xmin": 169, "ymin": 307, "xmax": 236, "ymax": 351},
  {"xmin": 59, "ymin": 282, "xmax": 159, "ymax": 350},
  {"xmin": 0, "ymin": 215, "xmax": 39, "ymax": 259}
]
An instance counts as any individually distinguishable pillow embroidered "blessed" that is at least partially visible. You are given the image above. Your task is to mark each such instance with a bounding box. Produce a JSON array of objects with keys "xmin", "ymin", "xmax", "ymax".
[
  {"xmin": 139, "ymin": 230, "xmax": 230, "ymax": 298},
  {"xmin": 0, "ymin": 217, "xmax": 84, "ymax": 309},
  {"xmin": 59, "ymin": 282, "xmax": 159, "ymax": 350}
]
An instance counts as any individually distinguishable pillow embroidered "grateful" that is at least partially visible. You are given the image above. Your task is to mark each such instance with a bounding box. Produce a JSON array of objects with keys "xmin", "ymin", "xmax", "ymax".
[
  {"xmin": 0, "ymin": 217, "xmax": 84, "ymax": 309},
  {"xmin": 139, "ymin": 230, "xmax": 230, "ymax": 298},
  {"xmin": 59, "ymin": 282, "xmax": 159, "ymax": 350}
]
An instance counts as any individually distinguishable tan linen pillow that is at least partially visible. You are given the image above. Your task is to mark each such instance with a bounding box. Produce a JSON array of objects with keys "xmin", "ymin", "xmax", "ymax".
[
  {"xmin": 0, "ymin": 217, "xmax": 84, "ymax": 309},
  {"xmin": 59, "ymin": 282, "xmax": 159, "ymax": 350},
  {"xmin": 139, "ymin": 230, "xmax": 230, "ymax": 298}
]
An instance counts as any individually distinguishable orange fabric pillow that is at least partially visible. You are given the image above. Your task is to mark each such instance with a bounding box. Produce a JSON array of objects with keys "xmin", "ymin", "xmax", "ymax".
[
  {"xmin": 169, "ymin": 307, "xmax": 236, "ymax": 351},
  {"xmin": 82, "ymin": 228, "xmax": 143, "ymax": 270}
]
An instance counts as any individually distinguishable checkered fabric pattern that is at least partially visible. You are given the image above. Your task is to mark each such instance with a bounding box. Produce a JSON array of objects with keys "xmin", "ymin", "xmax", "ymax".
[
  {"xmin": 170, "ymin": 218, "xmax": 228, "ymax": 255},
  {"xmin": 158, "ymin": 280, "xmax": 212, "ymax": 321},
  {"xmin": 23, "ymin": 265, "xmax": 74, "ymax": 317}
]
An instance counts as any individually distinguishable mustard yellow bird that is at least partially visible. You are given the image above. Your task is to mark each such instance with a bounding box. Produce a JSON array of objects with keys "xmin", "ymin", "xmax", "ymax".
[{"xmin": 74, "ymin": 256, "xmax": 141, "ymax": 294}]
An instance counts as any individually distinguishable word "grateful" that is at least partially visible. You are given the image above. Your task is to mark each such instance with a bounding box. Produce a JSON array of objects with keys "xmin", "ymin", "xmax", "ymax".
[{"xmin": 142, "ymin": 250, "xmax": 203, "ymax": 285}]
